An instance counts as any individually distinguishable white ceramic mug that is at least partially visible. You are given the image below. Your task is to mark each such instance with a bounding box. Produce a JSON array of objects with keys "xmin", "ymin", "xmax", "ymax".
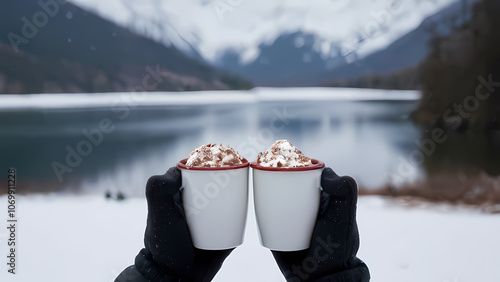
[
  {"xmin": 177, "ymin": 159, "xmax": 249, "ymax": 250},
  {"xmin": 251, "ymin": 159, "xmax": 324, "ymax": 251}
]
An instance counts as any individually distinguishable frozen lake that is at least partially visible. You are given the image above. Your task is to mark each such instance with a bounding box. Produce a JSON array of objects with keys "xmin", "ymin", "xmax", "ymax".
[
  {"xmin": 0, "ymin": 87, "xmax": 422, "ymax": 195},
  {"xmin": 1, "ymin": 88, "xmax": 499, "ymax": 282}
]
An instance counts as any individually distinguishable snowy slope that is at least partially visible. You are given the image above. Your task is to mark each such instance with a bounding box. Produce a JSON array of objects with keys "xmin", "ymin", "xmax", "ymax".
[
  {"xmin": 68, "ymin": 0, "xmax": 457, "ymax": 64},
  {"xmin": 0, "ymin": 194, "xmax": 499, "ymax": 281},
  {"xmin": 323, "ymin": 0, "xmax": 481, "ymax": 80}
]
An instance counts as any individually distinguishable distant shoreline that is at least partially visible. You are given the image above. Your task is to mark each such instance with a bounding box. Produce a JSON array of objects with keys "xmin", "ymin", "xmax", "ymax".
[{"xmin": 0, "ymin": 87, "xmax": 420, "ymax": 110}]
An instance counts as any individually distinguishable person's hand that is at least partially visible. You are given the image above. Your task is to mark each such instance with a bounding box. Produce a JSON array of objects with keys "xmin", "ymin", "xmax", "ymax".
[
  {"xmin": 116, "ymin": 167, "xmax": 233, "ymax": 282},
  {"xmin": 272, "ymin": 167, "xmax": 370, "ymax": 282}
]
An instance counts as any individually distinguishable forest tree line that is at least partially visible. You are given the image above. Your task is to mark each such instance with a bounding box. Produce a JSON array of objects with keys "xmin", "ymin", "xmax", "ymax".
[{"xmin": 415, "ymin": 0, "xmax": 500, "ymax": 132}]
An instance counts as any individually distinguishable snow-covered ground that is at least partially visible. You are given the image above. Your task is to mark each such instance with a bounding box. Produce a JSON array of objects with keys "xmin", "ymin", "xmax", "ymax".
[{"xmin": 0, "ymin": 194, "xmax": 498, "ymax": 281}]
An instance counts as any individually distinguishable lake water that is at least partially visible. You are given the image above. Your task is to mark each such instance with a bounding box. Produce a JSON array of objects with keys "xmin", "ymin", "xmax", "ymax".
[{"xmin": 0, "ymin": 88, "xmax": 423, "ymax": 196}]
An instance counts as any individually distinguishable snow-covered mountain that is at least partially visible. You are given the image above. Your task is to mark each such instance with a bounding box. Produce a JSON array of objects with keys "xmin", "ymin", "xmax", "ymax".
[
  {"xmin": 322, "ymin": 0, "xmax": 481, "ymax": 81},
  {"xmin": 68, "ymin": 0, "xmax": 458, "ymax": 85},
  {"xmin": 0, "ymin": 1, "xmax": 252, "ymax": 93},
  {"xmin": 217, "ymin": 31, "xmax": 348, "ymax": 86},
  {"xmin": 68, "ymin": 0, "xmax": 456, "ymax": 60}
]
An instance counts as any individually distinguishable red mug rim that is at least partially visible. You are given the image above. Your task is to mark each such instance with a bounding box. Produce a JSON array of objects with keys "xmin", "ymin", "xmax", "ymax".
[
  {"xmin": 177, "ymin": 158, "xmax": 249, "ymax": 170},
  {"xmin": 250, "ymin": 159, "xmax": 325, "ymax": 171}
]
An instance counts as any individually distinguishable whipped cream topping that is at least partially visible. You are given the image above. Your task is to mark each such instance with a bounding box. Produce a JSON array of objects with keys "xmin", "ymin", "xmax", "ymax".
[
  {"xmin": 257, "ymin": 140, "xmax": 312, "ymax": 168},
  {"xmin": 186, "ymin": 143, "xmax": 244, "ymax": 167}
]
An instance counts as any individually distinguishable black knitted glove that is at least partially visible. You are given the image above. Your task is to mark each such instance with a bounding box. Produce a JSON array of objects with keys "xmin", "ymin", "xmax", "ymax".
[
  {"xmin": 272, "ymin": 168, "xmax": 370, "ymax": 282},
  {"xmin": 115, "ymin": 167, "xmax": 233, "ymax": 282}
]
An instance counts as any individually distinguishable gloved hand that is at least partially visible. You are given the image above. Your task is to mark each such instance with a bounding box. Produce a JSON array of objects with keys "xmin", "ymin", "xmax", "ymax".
[
  {"xmin": 272, "ymin": 167, "xmax": 370, "ymax": 282},
  {"xmin": 115, "ymin": 167, "xmax": 233, "ymax": 282}
]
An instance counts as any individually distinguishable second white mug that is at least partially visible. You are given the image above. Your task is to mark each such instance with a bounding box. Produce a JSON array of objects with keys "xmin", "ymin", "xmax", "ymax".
[{"xmin": 251, "ymin": 159, "xmax": 324, "ymax": 251}]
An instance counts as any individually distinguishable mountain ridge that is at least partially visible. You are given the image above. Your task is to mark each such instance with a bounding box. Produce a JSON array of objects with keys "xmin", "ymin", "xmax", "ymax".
[
  {"xmin": 0, "ymin": 0, "xmax": 251, "ymax": 94},
  {"xmin": 66, "ymin": 0, "xmax": 457, "ymax": 86},
  {"xmin": 321, "ymin": 0, "xmax": 480, "ymax": 83}
]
